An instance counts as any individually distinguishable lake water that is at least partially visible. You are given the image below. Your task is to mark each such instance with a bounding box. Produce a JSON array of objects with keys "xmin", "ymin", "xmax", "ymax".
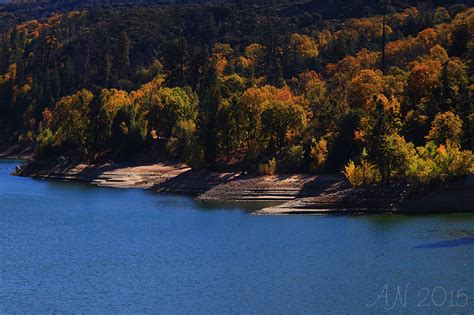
[{"xmin": 1, "ymin": 159, "xmax": 474, "ymax": 313}]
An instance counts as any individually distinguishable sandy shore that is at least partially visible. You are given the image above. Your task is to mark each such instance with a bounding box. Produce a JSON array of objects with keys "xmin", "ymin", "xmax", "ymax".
[
  {"xmin": 16, "ymin": 157, "xmax": 191, "ymax": 189},
  {"xmin": 14, "ymin": 157, "xmax": 474, "ymax": 215}
]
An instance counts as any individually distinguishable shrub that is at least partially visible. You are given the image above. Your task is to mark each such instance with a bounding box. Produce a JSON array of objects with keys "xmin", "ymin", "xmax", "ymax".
[
  {"xmin": 405, "ymin": 141, "xmax": 473, "ymax": 184},
  {"xmin": 36, "ymin": 128, "xmax": 55, "ymax": 155},
  {"xmin": 343, "ymin": 160, "xmax": 381, "ymax": 187},
  {"xmin": 309, "ymin": 138, "xmax": 328, "ymax": 172},
  {"xmin": 406, "ymin": 154, "xmax": 440, "ymax": 184},
  {"xmin": 282, "ymin": 145, "xmax": 305, "ymax": 172},
  {"xmin": 258, "ymin": 158, "xmax": 277, "ymax": 175},
  {"xmin": 435, "ymin": 141, "xmax": 474, "ymax": 177}
]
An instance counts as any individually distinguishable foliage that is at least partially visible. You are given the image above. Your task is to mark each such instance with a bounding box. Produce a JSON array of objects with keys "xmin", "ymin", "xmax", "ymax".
[
  {"xmin": 110, "ymin": 105, "xmax": 146, "ymax": 160},
  {"xmin": 343, "ymin": 160, "xmax": 381, "ymax": 187},
  {"xmin": 258, "ymin": 158, "xmax": 277, "ymax": 176},
  {"xmin": 435, "ymin": 141, "xmax": 474, "ymax": 177},
  {"xmin": 309, "ymin": 138, "xmax": 328, "ymax": 172},
  {"xmin": 52, "ymin": 89, "xmax": 93, "ymax": 152},
  {"xmin": 260, "ymin": 99, "xmax": 308, "ymax": 150},
  {"xmin": 0, "ymin": 1, "xmax": 471, "ymax": 183},
  {"xmin": 405, "ymin": 141, "xmax": 473, "ymax": 184},
  {"xmin": 36, "ymin": 128, "xmax": 54, "ymax": 155},
  {"xmin": 166, "ymin": 119, "xmax": 200, "ymax": 165},
  {"xmin": 426, "ymin": 111, "xmax": 463, "ymax": 145},
  {"xmin": 363, "ymin": 97, "xmax": 406, "ymax": 181},
  {"xmin": 280, "ymin": 145, "xmax": 305, "ymax": 173}
]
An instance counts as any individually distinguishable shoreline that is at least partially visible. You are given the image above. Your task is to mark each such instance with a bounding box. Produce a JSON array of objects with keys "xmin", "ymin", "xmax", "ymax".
[
  {"xmin": 0, "ymin": 144, "xmax": 35, "ymax": 160},
  {"xmin": 10, "ymin": 156, "xmax": 474, "ymax": 215}
]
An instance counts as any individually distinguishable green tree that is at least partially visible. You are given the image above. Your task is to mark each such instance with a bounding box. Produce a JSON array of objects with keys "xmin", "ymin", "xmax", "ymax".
[
  {"xmin": 197, "ymin": 62, "xmax": 221, "ymax": 166},
  {"xmin": 260, "ymin": 99, "xmax": 307, "ymax": 151},
  {"xmin": 426, "ymin": 111, "xmax": 463, "ymax": 145},
  {"xmin": 364, "ymin": 97, "xmax": 410, "ymax": 181},
  {"xmin": 52, "ymin": 89, "xmax": 93, "ymax": 152}
]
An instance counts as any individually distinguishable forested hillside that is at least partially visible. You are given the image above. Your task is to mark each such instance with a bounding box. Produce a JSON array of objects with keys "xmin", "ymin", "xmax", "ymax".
[{"xmin": 0, "ymin": 0, "xmax": 473, "ymax": 184}]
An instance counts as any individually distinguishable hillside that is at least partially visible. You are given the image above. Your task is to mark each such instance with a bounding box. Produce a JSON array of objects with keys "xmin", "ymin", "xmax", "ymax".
[{"xmin": 0, "ymin": 0, "xmax": 472, "ymax": 183}]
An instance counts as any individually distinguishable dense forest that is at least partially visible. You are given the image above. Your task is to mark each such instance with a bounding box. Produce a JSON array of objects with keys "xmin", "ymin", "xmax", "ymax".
[{"xmin": 0, "ymin": 0, "xmax": 473, "ymax": 185}]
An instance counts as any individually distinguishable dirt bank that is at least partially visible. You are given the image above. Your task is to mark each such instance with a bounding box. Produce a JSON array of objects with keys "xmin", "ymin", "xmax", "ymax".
[
  {"xmin": 257, "ymin": 176, "xmax": 474, "ymax": 215},
  {"xmin": 197, "ymin": 174, "xmax": 349, "ymax": 202},
  {"xmin": 16, "ymin": 157, "xmax": 191, "ymax": 189},
  {"xmin": 15, "ymin": 157, "xmax": 474, "ymax": 215},
  {"xmin": 0, "ymin": 144, "xmax": 34, "ymax": 159}
]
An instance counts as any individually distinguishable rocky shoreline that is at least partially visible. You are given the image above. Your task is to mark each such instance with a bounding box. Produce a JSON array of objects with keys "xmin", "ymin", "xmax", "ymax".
[
  {"xmin": 15, "ymin": 156, "xmax": 191, "ymax": 189},
  {"xmin": 10, "ymin": 156, "xmax": 474, "ymax": 215},
  {"xmin": 0, "ymin": 145, "xmax": 34, "ymax": 160}
]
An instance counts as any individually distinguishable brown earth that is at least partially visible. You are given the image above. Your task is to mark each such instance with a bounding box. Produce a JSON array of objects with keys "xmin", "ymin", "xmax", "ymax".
[
  {"xmin": 0, "ymin": 144, "xmax": 34, "ymax": 159},
  {"xmin": 15, "ymin": 157, "xmax": 191, "ymax": 189},
  {"xmin": 14, "ymin": 156, "xmax": 474, "ymax": 215}
]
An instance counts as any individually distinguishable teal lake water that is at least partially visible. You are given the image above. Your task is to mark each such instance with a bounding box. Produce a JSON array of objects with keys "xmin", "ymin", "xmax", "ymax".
[{"xmin": 1, "ymin": 159, "xmax": 474, "ymax": 313}]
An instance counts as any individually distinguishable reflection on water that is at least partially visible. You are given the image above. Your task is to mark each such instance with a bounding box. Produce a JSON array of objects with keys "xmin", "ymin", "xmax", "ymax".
[{"xmin": 195, "ymin": 200, "xmax": 283, "ymax": 212}]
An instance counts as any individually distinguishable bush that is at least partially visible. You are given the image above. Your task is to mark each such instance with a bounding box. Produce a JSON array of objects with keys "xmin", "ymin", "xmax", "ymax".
[
  {"xmin": 406, "ymin": 154, "xmax": 440, "ymax": 184},
  {"xmin": 435, "ymin": 141, "xmax": 474, "ymax": 177},
  {"xmin": 36, "ymin": 128, "xmax": 55, "ymax": 155},
  {"xmin": 344, "ymin": 160, "xmax": 381, "ymax": 187},
  {"xmin": 258, "ymin": 158, "xmax": 277, "ymax": 175},
  {"xmin": 405, "ymin": 141, "xmax": 473, "ymax": 184},
  {"xmin": 309, "ymin": 138, "xmax": 328, "ymax": 172},
  {"xmin": 281, "ymin": 145, "xmax": 305, "ymax": 173}
]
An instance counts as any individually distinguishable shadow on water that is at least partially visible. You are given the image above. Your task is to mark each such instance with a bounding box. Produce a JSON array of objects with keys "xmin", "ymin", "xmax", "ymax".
[
  {"xmin": 416, "ymin": 237, "xmax": 474, "ymax": 249},
  {"xmin": 194, "ymin": 200, "xmax": 283, "ymax": 213}
]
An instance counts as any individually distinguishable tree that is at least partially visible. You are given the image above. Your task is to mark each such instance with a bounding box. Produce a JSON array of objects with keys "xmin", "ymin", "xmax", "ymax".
[
  {"xmin": 364, "ymin": 97, "xmax": 408, "ymax": 181},
  {"xmin": 407, "ymin": 60, "xmax": 442, "ymax": 103},
  {"xmin": 87, "ymin": 92, "xmax": 111, "ymax": 158},
  {"xmin": 426, "ymin": 111, "xmax": 463, "ymax": 145},
  {"xmin": 347, "ymin": 69, "xmax": 384, "ymax": 109},
  {"xmin": 288, "ymin": 33, "xmax": 319, "ymax": 75},
  {"xmin": 260, "ymin": 99, "xmax": 307, "ymax": 151},
  {"xmin": 52, "ymin": 89, "xmax": 93, "ymax": 152},
  {"xmin": 148, "ymin": 87, "xmax": 198, "ymax": 138},
  {"xmin": 101, "ymin": 88, "xmax": 131, "ymax": 122},
  {"xmin": 326, "ymin": 109, "xmax": 364, "ymax": 171},
  {"xmin": 119, "ymin": 31, "xmax": 131, "ymax": 78},
  {"xmin": 441, "ymin": 57, "xmax": 468, "ymax": 110},
  {"xmin": 110, "ymin": 105, "xmax": 146, "ymax": 160},
  {"xmin": 166, "ymin": 119, "xmax": 200, "ymax": 165},
  {"xmin": 239, "ymin": 85, "xmax": 275, "ymax": 146},
  {"xmin": 197, "ymin": 62, "xmax": 221, "ymax": 166}
]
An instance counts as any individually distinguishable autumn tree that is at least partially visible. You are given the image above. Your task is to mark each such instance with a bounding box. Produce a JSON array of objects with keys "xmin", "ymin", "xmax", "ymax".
[
  {"xmin": 260, "ymin": 97, "xmax": 308, "ymax": 151},
  {"xmin": 364, "ymin": 96, "xmax": 409, "ymax": 181},
  {"xmin": 426, "ymin": 111, "xmax": 463, "ymax": 145},
  {"xmin": 52, "ymin": 89, "xmax": 93, "ymax": 152},
  {"xmin": 288, "ymin": 33, "xmax": 319, "ymax": 76},
  {"xmin": 407, "ymin": 60, "xmax": 442, "ymax": 104},
  {"xmin": 347, "ymin": 69, "xmax": 384, "ymax": 109}
]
